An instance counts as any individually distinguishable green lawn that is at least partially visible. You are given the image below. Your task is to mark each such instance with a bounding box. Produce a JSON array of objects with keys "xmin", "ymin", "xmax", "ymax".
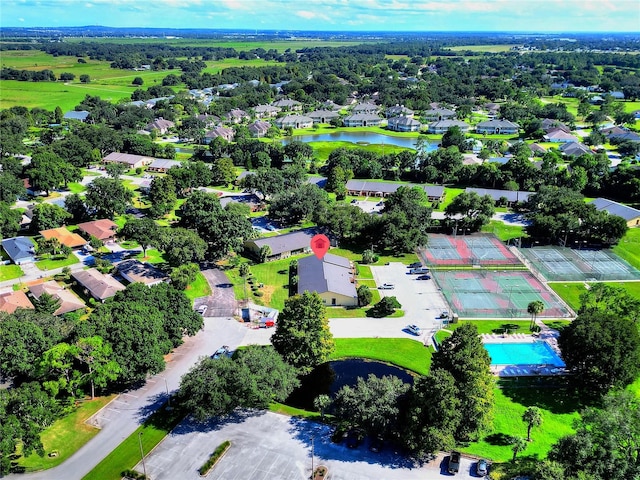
[
  {"xmin": 134, "ymin": 248, "xmax": 166, "ymax": 265},
  {"xmin": 183, "ymin": 272, "xmax": 212, "ymax": 301},
  {"xmin": 447, "ymin": 319, "xmax": 535, "ymax": 335},
  {"xmin": 35, "ymin": 254, "xmax": 79, "ymax": 271},
  {"xmin": 329, "ymin": 338, "xmax": 432, "ymax": 375},
  {"xmin": 18, "ymin": 395, "xmax": 115, "ymax": 471},
  {"xmin": 613, "ymin": 227, "xmax": 640, "ymax": 270},
  {"xmin": 325, "ymin": 306, "xmax": 404, "ymax": 318},
  {"xmin": 549, "ymin": 281, "xmax": 640, "ymax": 311},
  {"xmin": 461, "ymin": 381, "xmax": 580, "ymax": 462},
  {"xmin": 330, "ymin": 247, "xmax": 419, "ymax": 267},
  {"xmin": 0, "ymin": 264, "xmax": 23, "ymax": 281},
  {"xmin": 437, "ymin": 187, "xmax": 465, "ymax": 211},
  {"xmin": 481, "ymin": 220, "xmax": 526, "ymax": 242},
  {"xmin": 66, "ymin": 182, "xmax": 86, "ymax": 194},
  {"xmin": 82, "ymin": 405, "xmax": 183, "ymax": 480}
]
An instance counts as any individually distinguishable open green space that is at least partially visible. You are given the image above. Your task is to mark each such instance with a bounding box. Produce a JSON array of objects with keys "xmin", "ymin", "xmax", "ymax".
[
  {"xmin": 18, "ymin": 395, "xmax": 115, "ymax": 472},
  {"xmin": 448, "ymin": 44, "xmax": 518, "ymax": 53},
  {"xmin": 481, "ymin": 220, "xmax": 526, "ymax": 242},
  {"xmin": 549, "ymin": 281, "xmax": 640, "ymax": 311},
  {"xmin": 82, "ymin": 405, "xmax": 184, "ymax": 480},
  {"xmin": 325, "ymin": 306, "xmax": 404, "ymax": 318},
  {"xmin": 0, "ymin": 264, "xmax": 23, "ymax": 282},
  {"xmin": 613, "ymin": 227, "xmax": 640, "ymax": 270},
  {"xmin": 183, "ymin": 272, "xmax": 212, "ymax": 301},
  {"xmin": 134, "ymin": 248, "xmax": 166, "ymax": 265},
  {"xmin": 329, "ymin": 247, "xmax": 419, "ymax": 267},
  {"xmin": 35, "ymin": 254, "xmax": 79, "ymax": 271},
  {"xmin": 446, "ymin": 320, "xmax": 534, "ymax": 335}
]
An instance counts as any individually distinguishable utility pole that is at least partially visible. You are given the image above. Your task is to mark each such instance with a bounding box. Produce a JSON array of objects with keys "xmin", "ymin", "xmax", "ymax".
[{"xmin": 138, "ymin": 432, "xmax": 147, "ymax": 478}]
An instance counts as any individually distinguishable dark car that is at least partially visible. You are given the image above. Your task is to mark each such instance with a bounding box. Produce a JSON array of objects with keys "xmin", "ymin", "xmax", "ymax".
[
  {"xmin": 369, "ymin": 436, "xmax": 384, "ymax": 453},
  {"xmin": 346, "ymin": 429, "xmax": 364, "ymax": 449},
  {"xmin": 408, "ymin": 262, "xmax": 422, "ymax": 269},
  {"xmin": 416, "ymin": 274, "xmax": 431, "ymax": 280}
]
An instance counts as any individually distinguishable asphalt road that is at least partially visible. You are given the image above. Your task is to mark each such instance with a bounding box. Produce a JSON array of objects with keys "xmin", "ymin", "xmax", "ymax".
[{"xmin": 135, "ymin": 411, "xmax": 485, "ymax": 480}]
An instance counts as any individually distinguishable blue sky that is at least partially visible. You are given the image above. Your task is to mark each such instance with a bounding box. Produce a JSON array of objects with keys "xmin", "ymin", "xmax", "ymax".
[{"xmin": 3, "ymin": 0, "xmax": 640, "ymax": 32}]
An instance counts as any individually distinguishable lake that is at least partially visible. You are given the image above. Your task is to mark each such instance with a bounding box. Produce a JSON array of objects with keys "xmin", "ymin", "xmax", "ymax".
[
  {"xmin": 284, "ymin": 131, "xmax": 438, "ymax": 151},
  {"xmin": 285, "ymin": 358, "xmax": 415, "ymax": 411}
]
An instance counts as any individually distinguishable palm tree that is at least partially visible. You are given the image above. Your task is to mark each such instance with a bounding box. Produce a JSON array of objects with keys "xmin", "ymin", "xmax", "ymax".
[
  {"xmin": 510, "ymin": 435, "xmax": 528, "ymax": 461},
  {"xmin": 522, "ymin": 406, "xmax": 543, "ymax": 441},
  {"xmin": 527, "ymin": 300, "xmax": 545, "ymax": 330},
  {"xmin": 313, "ymin": 394, "xmax": 331, "ymax": 420}
]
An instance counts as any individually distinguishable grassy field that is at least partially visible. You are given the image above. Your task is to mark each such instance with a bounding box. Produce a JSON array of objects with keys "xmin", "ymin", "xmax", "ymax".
[
  {"xmin": 18, "ymin": 395, "xmax": 115, "ymax": 471},
  {"xmin": 329, "ymin": 338, "xmax": 432, "ymax": 375},
  {"xmin": 0, "ymin": 264, "xmax": 23, "ymax": 281},
  {"xmin": 549, "ymin": 281, "xmax": 640, "ymax": 311},
  {"xmin": 82, "ymin": 405, "xmax": 183, "ymax": 480},
  {"xmin": 446, "ymin": 319, "xmax": 535, "ymax": 335},
  {"xmin": 329, "ymin": 247, "xmax": 419, "ymax": 267},
  {"xmin": 0, "ymin": 49, "xmax": 278, "ymax": 111},
  {"xmin": 481, "ymin": 220, "xmax": 526, "ymax": 242},
  {"xmin": 613, "ymin": 227, "xmax": 640, "ymax": 270},
  {"xmin": 183, "ymin": 272, "xmax": 212, "ymax": 301}
]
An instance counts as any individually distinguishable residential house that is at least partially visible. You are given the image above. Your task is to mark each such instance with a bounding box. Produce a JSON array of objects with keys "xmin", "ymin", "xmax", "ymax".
[
  {"xmin": 559, "ymin": 142, "xmax": 591, "ymax": 157},
  {"xmin": 144, "ymin": 118, "xmax": 175, "ymax": 135},
  {"xmin": 475, "ymin": 119, "xmax": 520, "ymax": 135},
  {"xmin": 29, "ymin": 281, "xmax": 86, "ymax": 315},
  {"xmin": 346, "ymin": 180, "xmax": 445, "ymax": 202},
  {"xmin": 541, "ymin": 118, "xmax": 570, "ymax": 133},
  {"xmin": 307, "ymin": 110, "xmax": 340, "ymax": 124},
  {"xmin": 117, "ymin": 259, "xmax": 168, "ymax": 286},
  {"xmin": 543, "ymin": 129, "xmax": 578, "ymax": 143},
  {"xmin": 225, "ymin": 109, "xmax": 249, "ymax": 124},
  {"xmin": 2, "ymin": 236, "xmax": 36, "ymax": 264},
  {"xmin": 72, "ymin": 269, "xmax": 126, "ymax": 302},
  {"xmin": 297, "ymin": 253, "xmax": 357, "ymax": 307},
  {"xmin": 386, "ymin": 105, "xmax": 414, "ymax": 118},
  {"xmin": 428, "ymin": 120, "xmax": 470, "ymax": 134},
  {"xmin": 244, "ymin": 228, "xmax": 321, "ymax": 261},
  {"xmin": 343, "ymin": 113, "xmax": 382, "ymax": 127},
  {"xmin": 40, "ymin": 227, "xmax": 86, "ymax": 249},
  {"xmin": 0, "ymin": 291, "xmax": 34, "ymax": 313},
  {"xmin": 483, "ymin": 103, "xmax": 501, "ymax": 117},
  {"xmin": 423, "ymin": 108, "xmax": 456, "ymax": 121},
  {"xmin": 387, "ymin": 115, "xmax": 422, "ymax": 132},
  {"xmin": 465, "ymin": 187, "xmax": 532, "ymax": 206},
  {"xmin": 590, "ymin": 198, "xmax": 640, "ymax": 227},
  {"xmin": 322, "ymin": 100, "xmax": 342, "ymax": 111},
  {"xmin": 146, "ymin": 159, "xmax": 182, "ymax": 173},
  {"xmin": 253, "ymin": 105, "xmax": 281, "ymax": 118},
  {"xmin": 602, "ymin": 126, "xmax": 640, "ymax": 143},
  {"xmin": 528, "ymin": 143, "xmax": 547, "ymax": 155},
  {"xmin": 275, "ymin": 115, "xmax": 313, "ymax": 129},
  {"xmin": 351, "ymin": 103, "xmax": 379, "ymax": 115},
  {"xmin": 195, "ymin": 114, "xmax": 220, "ymax": 128},
  {"xmin": 63, "ymin": 110, "xmax": 90, "ymax": 122},
  {"xmin": 608, "ymin": 91, "xmax": 625, "ymax": 100},
  {"xmin": 248, "ymin": 120, "xmax": 272, "ymax": 138},
  {"xmin": 103, "ymin": 152, "xmax": 154, "ymax": 169},
  {"xmin": 271, "ymin": 99, "xmax": 302, "ymax": 111},
  {"xmin": 204, "ymin": 126, "xmax": 235, "ymax": 143},
  {"xmin": 77, "ymin": 219, "xmax": 119, "ymax": 242}
]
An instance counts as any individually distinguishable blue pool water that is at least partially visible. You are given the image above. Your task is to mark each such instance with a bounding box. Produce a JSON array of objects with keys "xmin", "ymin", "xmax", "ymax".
[{"xmin": 484, "ymin": 342, "xmax": 565, "ymax": 367}]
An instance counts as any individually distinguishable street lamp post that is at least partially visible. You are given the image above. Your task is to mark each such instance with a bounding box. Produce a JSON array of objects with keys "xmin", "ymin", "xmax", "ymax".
[
  {"xmin": 163, "ymin": 376, "xmax": 171, "ymax": 409},
  {"xmin": 138, "ymin": 432, "xmax": 147, "ymax": 478},
  {"xmin": 310, "ymin": 436, "xmax": 315, "ymax": 479}
]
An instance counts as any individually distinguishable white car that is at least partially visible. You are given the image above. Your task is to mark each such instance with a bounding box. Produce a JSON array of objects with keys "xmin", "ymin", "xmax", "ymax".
[
  {"xmin": 407, "ymin": 324, "xmax": 421, "ymax": 336},
  {"xmin": 379, "ymin": 283, "xmax": 395, "ymax": 290},
  {"xmin": 196, "ymin": 305, "xmax": 208, "ymax": 316}
]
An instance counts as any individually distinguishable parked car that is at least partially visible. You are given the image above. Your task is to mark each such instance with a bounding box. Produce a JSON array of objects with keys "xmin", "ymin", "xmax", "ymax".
[
  {"xmin": 351, "ymin": 199, "xmax": 358, "ymax": 204},
  {"xmin": 212, "ymin": 345, "xmax": 230, "ymax": 359},
  {"xmin": 448, "ymin": 451, "xmax": 461, "ymax": 474},
  {"xmin": 196, "ymin": 305, "xmax": 208, "ymax": 316},
  {"xmin": 408, "ymin": 262, "xmax": 422, "ymax": 269},
  {"xmin": 477, "ymin": 459, "xmax": 489, "ymax": 476},
  {"xmin": 409, "ymin": 267, "xmax": 430, "ymax": 274},
  {"xmin": 379, "ymin": 283, "xmax": 395, "ymax": 289},
  {"xmin": 407, "ymin": 324, "xmax": 421, "ymax": 336},
  {"xmin": 416, "ymin": 274, "xmax": 431, "ymax": 280},
  {"xmin": 369, "ymin": 436, "xmax": 384, "ymax": 453},
  {"xmin": 440, "ymin": 310, "xmax": 450, "ymax": 319}
]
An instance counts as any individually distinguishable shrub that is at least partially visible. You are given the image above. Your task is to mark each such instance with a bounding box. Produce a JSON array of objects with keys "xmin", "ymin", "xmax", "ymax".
[
  {"xmin": 121, "ymin": 469, "xmax": 148, "ymax": 480},
  {"xmin": 198, "ymin": 441, "xmax": 231, "ymax": 476}
]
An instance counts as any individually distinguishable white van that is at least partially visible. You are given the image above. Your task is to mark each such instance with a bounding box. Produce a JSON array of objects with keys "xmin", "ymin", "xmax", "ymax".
[{"xmin": 409, "ymin": 267, "xmax": 430, "ymax": 274}]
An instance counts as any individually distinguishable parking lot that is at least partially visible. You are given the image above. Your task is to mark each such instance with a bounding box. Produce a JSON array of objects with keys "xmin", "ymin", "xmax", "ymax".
[{"xmin": 136, "ymin": 411, "xmax": 483, "ymax": 480}]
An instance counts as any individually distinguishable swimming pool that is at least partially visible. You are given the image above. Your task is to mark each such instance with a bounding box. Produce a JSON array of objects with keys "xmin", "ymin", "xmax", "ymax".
[{"xmin": 484, "ymin": 341, "xmax": 565, "ymax": 367}]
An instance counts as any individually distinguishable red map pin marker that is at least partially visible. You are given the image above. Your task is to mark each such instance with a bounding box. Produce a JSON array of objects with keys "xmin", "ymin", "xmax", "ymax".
[{"xmin": 310, "ymin": 234, "xmax": 330, "ymax": 259}]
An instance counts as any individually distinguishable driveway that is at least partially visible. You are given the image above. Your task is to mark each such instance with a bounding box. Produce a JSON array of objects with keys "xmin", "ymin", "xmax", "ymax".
[
  {"xmin": 195, "ymin": 268, "xmax": 238, "ymax": 317},
  {"xmin": 135, "ymin": 411, "xmax": 482, "ymax": 480},
  {"xmin": 329, "ymin": 263, "xmax": 449, "ymax": 344}
]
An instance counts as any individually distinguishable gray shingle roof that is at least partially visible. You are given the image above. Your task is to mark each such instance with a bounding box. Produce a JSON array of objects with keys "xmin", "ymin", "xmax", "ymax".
[
  {"xmin": 298, "ymin": 253, "xmax": 356, "ymax": 298},
  {"xmin": 1, "ymin": 236, "xmax": 35, "ymax": 263},
  {"xmin": 590, "ymin": 198, "xmax": 640, "ymax": 221},
  {"xmin": 249, "ymin": 228, "xmax": 319, "ymax": 256},
  {"xmin": 466, "ymin": 187, "xmax": 532, "ymax": 203}
]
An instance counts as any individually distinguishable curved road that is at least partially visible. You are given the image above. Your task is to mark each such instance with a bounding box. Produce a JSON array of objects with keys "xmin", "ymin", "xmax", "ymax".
[{"xmin": 8, "ymin": 270, "xmax": 245, "ymax": 480}]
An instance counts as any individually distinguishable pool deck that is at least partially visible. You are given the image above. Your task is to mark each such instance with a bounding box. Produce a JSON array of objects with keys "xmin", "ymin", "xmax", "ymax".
[{"xmin": 482, "ymin": 323, "xmax": 567, "ymax": 378}]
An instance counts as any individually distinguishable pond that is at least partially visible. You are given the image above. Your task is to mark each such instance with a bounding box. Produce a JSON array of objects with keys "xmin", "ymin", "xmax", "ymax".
[
  {"xmin": 285, "ymin": 358, "xmax": 415, "ymax": 411},
  {"xmin": 283, "ymin": 131, "xmax": 438, "ymax": 151}
]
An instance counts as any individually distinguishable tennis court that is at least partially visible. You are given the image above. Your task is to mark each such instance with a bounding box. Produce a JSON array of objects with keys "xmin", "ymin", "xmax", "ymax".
[
  {"xmin": 432, "ymin": 270, "xmax": 571, "ymax": 319},
  {"xmin": 419, "ymin": 233, "xmax": 521, "ymax": 266},
  {"xmin": 520, "ymin": 246, "xmax": 640, "ymax": 281}
]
